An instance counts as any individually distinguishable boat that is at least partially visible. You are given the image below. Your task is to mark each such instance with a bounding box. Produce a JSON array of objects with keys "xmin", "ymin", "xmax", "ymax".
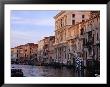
[{"xmin": 11, "ymin": 68, "xmax": 24, "ymax": 77}]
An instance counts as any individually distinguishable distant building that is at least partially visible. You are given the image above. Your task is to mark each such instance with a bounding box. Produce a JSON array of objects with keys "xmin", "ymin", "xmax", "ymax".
[
  {"xmin": 11, "ymin": 10, "xmax": 100, "ymax": 68},
  {"xmin": 11, "ymin": 48, "xmax": 17, "ymax": 61},
  {"xmin": 11, "ymin": 43, "xmax": 38, "ymax": 63},
  {"xmin": 82, "ymin": 14, "xmax": 100, "ymax": 67},
  {"xmin": 23, "ymin": 43, "xmax": 38, "ymax": 60},
  {"xmin": 47, "ymin": 36, "xmax": 55, "ymax": 63},
  {"xmin": 37, "ymin": 36, "xmax": 55, "ymax": 64},
  {"xmin": 37, "ymin": 39, "xmax": 45, "ymax": 63}
]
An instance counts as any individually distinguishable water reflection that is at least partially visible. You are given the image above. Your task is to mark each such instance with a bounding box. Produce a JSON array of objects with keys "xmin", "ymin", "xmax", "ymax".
[{"xmin": 11, "ymin": 64, "xmax": 98, "ymax": 77}]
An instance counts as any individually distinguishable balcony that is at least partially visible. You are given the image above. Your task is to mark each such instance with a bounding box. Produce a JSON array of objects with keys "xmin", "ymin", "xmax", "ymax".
[
  {"xmin": 66, "ymin": 36, "xmax": 74, "ymax": 40},
  {"xmin": 66, "ymin": 35, "xmax": 78, "ymax": 41},
  {"xmin": 86, "ymin": 41, "xmax": 93, "ymax": 46},
  {"xmin": 85, "ymin": 37, "xmax": 94, "ymax": 46}
]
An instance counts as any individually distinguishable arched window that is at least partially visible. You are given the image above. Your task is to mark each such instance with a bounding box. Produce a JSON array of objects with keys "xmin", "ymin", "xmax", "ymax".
[
  {"xmin": 72, "ymin": 20, "xmax": 75, "ymax": 25},
  {"xmin": 82, "ymin": 14, "xmax": 85, "ymax": 18},
  {"xmin": 72, "ymin": 14, "xmax": 75, "ymax": 18}
]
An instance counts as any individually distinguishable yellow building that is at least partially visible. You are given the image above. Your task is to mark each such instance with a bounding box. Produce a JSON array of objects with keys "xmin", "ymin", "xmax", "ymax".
[{"xmin": 11, "ymin": 43, "xmax": 38, "ymax": 63}]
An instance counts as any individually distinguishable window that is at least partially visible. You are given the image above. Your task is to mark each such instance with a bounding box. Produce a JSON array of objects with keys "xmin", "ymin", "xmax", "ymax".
[
  {"xmin": 61, "ymin": 19, "xmax": 62, "ymax": 27},
  {"xmin": 62, "ymin": 19, "xmax": 64, "ymax": 26},
  {"xmin": 64, "ymin": 47, "xmax": 66, "ymax": 52},
  {"xmin": 97, "ymin": 47, "xmax": 98, "ymax": 59},
  {"xmin": 17, "ymin": 54, "xmax": 18, "ymax": 58},
  {"xmin": 65, "ymin": 15, "xmax": 67, "ymax": 26},
  {"xmin": 85, "ymin": 39, "xmax": 87, "ymax": 43},
  {"xmin": 80, "ymin": 28, "xmax": 84, "ymax": 35},
  {"xmin": 89, "ymin": 47, "xmax": 92, "ymax": 55},
  {"xmin": 65, "ymin": 19, "xmax": 66, "ymax": 26},
  {"xmin": 86, "ymin": 52, "xmax": 87, "ymax": 59},
  {"xmin": 97, "ymin": 33, "xmax": 99, "ymax": 40},
  {"xmin": 72, "ymin": 20, "xmax": 75, "ymax": 25},
  {"xmin": 93, "ymin": 34, "xmax": 94, "ymax": 43},
  {"xmin": 88, "ymin": 31, "xmax": 92, "ymax": 38},
  {"xmin": 72, "ymin": 14, "xmax": 75, "ymax": 18},
  {"xmin": 56, "ymin": 22, "xmax": 58, "ymax": 29},
  {"xmin": 82, "ymin": 15, "xmax": 85, "ymax": 18},
  {"xmin": 25, "ymin": 54, "xmax": 26, "ymax": 57},
  {"xmin": 44, "ymin": 52, "xmax": 46, "ymax": 56},
  {"xmin": 65, "ymin": 53, "xmax": 66, "ymax": 59},
  {"xmin": 82, "ymin": 20, "xmax": 85, "ymax": 22},
  {"xmin": 83, "ymin": 38, "xmax": 85, "ymax": 45}
]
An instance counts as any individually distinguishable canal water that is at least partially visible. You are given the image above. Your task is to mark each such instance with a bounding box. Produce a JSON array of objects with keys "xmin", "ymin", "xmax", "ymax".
[{"xmin": 11, "ymin": 64, "xmax": 96, "ymax": 77}]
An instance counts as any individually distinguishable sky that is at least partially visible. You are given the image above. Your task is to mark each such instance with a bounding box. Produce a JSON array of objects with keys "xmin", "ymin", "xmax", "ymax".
[{"xmin": 11, "ymin": 10, "xmax": 59, "ymax": 48}]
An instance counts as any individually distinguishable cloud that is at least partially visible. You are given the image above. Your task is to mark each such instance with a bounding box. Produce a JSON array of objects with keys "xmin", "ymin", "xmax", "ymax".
[
  {"xmin": 11, "ymin": 30, "xmax": 40, "ymax": 40},
  {"xmin": 11, "ymin": 30, "xmax": 38, "ymax": 47},
  {"xmin": 10, "ymin": 11, "xmax": 57, "ymax": 48},
  {"xmin": 10, "ymin": 29, "xmax": 54, "ymax": 48},
  {"xmin": 11, "ymin": 17, "xmax": 54, "ymax": 26}
]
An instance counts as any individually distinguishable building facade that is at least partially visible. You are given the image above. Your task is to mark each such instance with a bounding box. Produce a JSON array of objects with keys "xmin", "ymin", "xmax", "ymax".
[
  {"xmin": 37, "ymin": 36, "xmax": 55, "ymax": 65},
  {"xmin": 11, "ymin": 11, "xmax": 100, "ymax": 69},
  {"xmin": 11, "ymin": 48, "xmax": 18, "ymax": 61},
  {"xmin": 11, "ymin": 43, "xmax": 38, "ymax": 64},
  {"xmin": 53, "ymin": 11, "xmax": 100, "ymax": 68},
  {"xmin": 54, "ymin": 11, "xmax": 91, "ymax": 65}
]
